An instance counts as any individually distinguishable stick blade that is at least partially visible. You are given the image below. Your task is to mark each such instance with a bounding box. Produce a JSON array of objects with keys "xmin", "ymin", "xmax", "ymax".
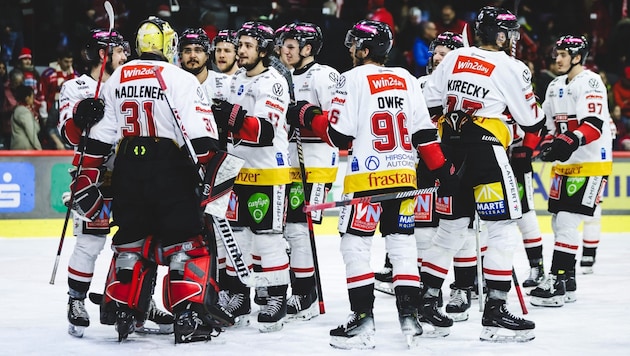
[{"xmin": 104, "ymin": 1, "xmax": 115, "ymax": 31}]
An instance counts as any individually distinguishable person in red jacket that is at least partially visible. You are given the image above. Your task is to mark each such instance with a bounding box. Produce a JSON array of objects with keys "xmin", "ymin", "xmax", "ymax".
[{"xmin": 613, "ymin": 66, "xmax": 630, "ymax": 128}]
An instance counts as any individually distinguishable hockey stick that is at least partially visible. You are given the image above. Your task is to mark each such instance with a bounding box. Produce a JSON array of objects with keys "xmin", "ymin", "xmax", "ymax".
[
  {"xmin": 512, "ymin": 267, "xmax": 528, "ymax": 314},
  {"xmin": 511, "ymin": 0, "xmax": 521, "ymax": 58},
  {"xmin": 49, "ymin": 0, "xmax": 114, "ymax": 285},
  {"xmin": 153, "ymin": 68, "xmax": 253, "ymax": 286},
  {"xmin": 474, "ymin": 212, "xmax": 484, "ymax": 312},
  {"xmin": 294, "ymin": 127, "xmax": 326, "ymax": 314},
  {"xmin": 303, "ymin": 187, "xmax": 438, "ymax": 212}
]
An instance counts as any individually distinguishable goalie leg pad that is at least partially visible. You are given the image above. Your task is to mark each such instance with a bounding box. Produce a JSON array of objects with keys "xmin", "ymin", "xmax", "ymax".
[{"xmin": 105, "ymin": 249, "xmax": 155, "ymax": 316}]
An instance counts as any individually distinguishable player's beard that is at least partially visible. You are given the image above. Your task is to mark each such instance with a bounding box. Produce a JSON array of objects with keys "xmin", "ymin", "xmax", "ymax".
[
  {"xmin": 183, "ymin": 60, "xmax": 207, "ymax": 75},
  {"xmin": 241, "ymin": 54, "xmax": 262, "ymax": 71},
  {"xmin": 219, "ymin": 57, "xmax": 237, "ymax": 73}
]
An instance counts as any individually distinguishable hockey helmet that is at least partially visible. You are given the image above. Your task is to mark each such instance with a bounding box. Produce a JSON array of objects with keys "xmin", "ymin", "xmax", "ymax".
[
  {"xmin": 237, "ymin": 21, "xmax": 275, "ymax": 54},
  {"xmin": 280, "ymin": 22, "xmax": 323, "ymax": 56},
  {"xmin": 427, "ymin": 31, "xmax": 464, "ymax": 73},
  {"xmin": 475, "ymin": 6, "xmax": 520, "ymax": 47},
  {"xmin": 553, "ymin": 35, "xmax": 589, "ymax": 65},
  {"xmin": 82, "ymin": 29, "xmax": 129, "ymax": 64},
  {"xmin": 178, "ymin": 28, "xmax": 210, "ymax": 54},
  {"xmin": 344, "ymin": 20, "xmax": 392, "ymax": 58},
  {"xmin": 135, "ymin": 16, "xmax": 178, "ymax": 64},
  {"xmin": 212, "ymin": 29, "xmax": 238, "ymax": 51}
]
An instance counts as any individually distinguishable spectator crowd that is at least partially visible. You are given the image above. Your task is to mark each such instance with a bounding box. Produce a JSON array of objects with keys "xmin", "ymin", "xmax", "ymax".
[{"xmin": 1, "ymin": 0, "xmax": 630, "ymax": 150}]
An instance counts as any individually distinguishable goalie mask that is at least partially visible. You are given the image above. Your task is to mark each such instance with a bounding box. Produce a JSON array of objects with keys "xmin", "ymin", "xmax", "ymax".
[{"xmin": 136, "ymin": 16, "xmax": 178, "ymax": 64}]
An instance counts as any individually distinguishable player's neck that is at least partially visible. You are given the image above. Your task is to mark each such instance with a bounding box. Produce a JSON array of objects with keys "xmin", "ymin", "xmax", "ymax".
[
  {"xmin": 196, "ymin": 68, "xmax": 209, "ymax": 84},
  {"xmin": 90, "ymin": 66, "xmax": 109, "ymax": 83},
  {"xmin": 567, "ymin": 65, "xmax": 584, "ymax": 82},
  {"xmin": 246, "ymin": 60, "xmax": 266, "ymax": 77}
]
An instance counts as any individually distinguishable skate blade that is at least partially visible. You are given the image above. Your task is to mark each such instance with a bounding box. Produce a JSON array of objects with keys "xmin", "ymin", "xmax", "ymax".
[
  {"xmin": 529, "ymin": 296, "xmax": 565, "ymax": 307},
  {"xmin": 374, "ymin": 282, "xmax": 394, "ymax": 296},
  {"xmin": 418, "ymin": 322, "xmax": 450, "ymax": 337},
  {"xmin": 564, "ymin": 291, "xmax": 577, "ymax": 303},
  {"xmin": 446, "ymin": 310, "xmax": 469, "ymax": 322},
  {"xmin": 330, "ymin": 334, "xmax": 375, "ymax": 350},
  {"xmin": 229, "ymin": 315, "xmax": 250, "ymax": 328},
  {"xmin": 480, "ymin": 326, "xmax": 535, "ymax": 342},
  {"xmin": 258, "ymin": 318, "xmax": 285, "ymax": 333},
  {"xmin": 581, "ymin": 266, "xmax": 594, "ymax": 274},
  {"xmin": 135, "ymin": 323, "xmax": 174, "ymax": 335},
  {"xmin": 286, "ymin": 303, "xmax": 319, "ymax": 322},
  {"xmin": 406, "ymin": 334, "xmax": 422, "ymax": 348},
  {"xmin": 68, "ymin": 324, "xmax": 86, "ymax": 338}
]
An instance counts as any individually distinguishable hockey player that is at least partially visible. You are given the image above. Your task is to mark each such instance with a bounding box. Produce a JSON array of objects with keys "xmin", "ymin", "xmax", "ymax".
[
  {"xmin": 421, "ymin": 6, "xmax": 545, "ymax": 342},
  {"xmin": 280, "ymin": 22, "xmax": 339, "ymax": 321},
  {"xmin": 212, "ymin": 29, "xmax": 239, "ymax": 76},
  {"xmin": 78, "ymin": 17, "xmax": 233, "ymax": 343},
  {"xmin": 58, "ymin": 28, "xmax": 172, "ymax": 338},
  {"xmin": 211, "ymin": 21, "xmax": 291, "ymax": 333},
  {"xmin": 531, "ymin": 35, "xmax": 612, "ymax": 307},
  {"xmin": 289, "ymin": 19, "xmax": 458, "ymax": 349}
]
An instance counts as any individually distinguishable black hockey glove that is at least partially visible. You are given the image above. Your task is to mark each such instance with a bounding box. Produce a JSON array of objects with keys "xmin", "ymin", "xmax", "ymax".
[
  {"xmin": 287, "ymin": 100, "xmax": 322, "ymax": 129},
  {"xmin": 510, "ymin": 146, "xmax": 533, "ymax": 174},
  {"xmin": 434, "ymin": 160, "xmax": 459, "ymax": 197},
  {"xmin": 211, "ymin": 99, "xmax": 247, "ymax": 132},
  {"xmin": 73, "ymin": 98, "xmax": 105, "ymax": 130},
  {"xmin": 539, "ymin": 131, "xmax": 580, "ymax": 162},
  {"xmin": 68, "ymin": 167, "xmax": 104, "ymax": 221}
]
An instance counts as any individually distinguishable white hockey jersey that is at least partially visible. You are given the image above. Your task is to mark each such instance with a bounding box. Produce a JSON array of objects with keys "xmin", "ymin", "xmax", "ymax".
[
  {"xmin": 227, "ymin": 66, "xmax": 291, "ymax": 186},
  {"xmin": 58, "ymin": 74, "xmax": 98, "ymax": 143},
  {"xmin": 290, "ymin": 62, "xmax": 339, "ymax": 183},
  {"xmin": 423, "ymin": 47, "xmax": 544, "ymax": 148},
  {"xmin": 330, "ymin": 64, "xmax": 434, "ymax": 194},
  {"xmin": 202, "ymin": 70, "xmax": 232, "ymax": 101},
  {"xmin": 542, "ymin": 70, "xmax": 613, "ymax": 176}
]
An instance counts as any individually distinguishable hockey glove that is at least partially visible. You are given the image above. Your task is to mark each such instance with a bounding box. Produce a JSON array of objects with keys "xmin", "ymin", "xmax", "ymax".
[
  {"xmin": 510, "ymin": 146, "xmax": 533, "ymax": 174},
  {"xmin": 211, "ymin": 99, "xmax": 247, "ymax": 133},
  {"xmin": 287, "ymin": 100, "xmax": 323, "ymax": 129},
  {"xmin": 73, "ymin": 98, "xmax": 105, "ymax": 130},
  {"xmin": 69, "ymin": 167, "xmax": 104, "ymax": 221},
  {"xmin": 539, "ymin": 131, "xmax": 580, "ymax": 162},
  {"xmin": 434, "ymin": 160, "xmax": 459, "ymax": 197}
]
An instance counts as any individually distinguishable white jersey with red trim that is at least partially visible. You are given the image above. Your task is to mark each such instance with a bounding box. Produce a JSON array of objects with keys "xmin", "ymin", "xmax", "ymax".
[
  {"xmin": 201, "ymin": 70, "xmax": 232, "ymax": 101},
  {"xmin": 227, "ymin": 66, "xmax": 291, "ymax": 185},
  {"xmin": 423, "ymin": 46, "xmax": 544, "ymax": 146},
  {"xmin": 542, "ymin": 70, "xmax": 613, "ymax": 176},
  {"xmin": 92, "ymin": 59, "xmax": 217, "ymax": 147},
  {"xmin": 329, "ymin": 64, "xmax": 433, "ymax": 194},
  {"xmin": 290, "ymin": 62, "xmax": 339, "ymax": 183},
  {"xmin": 58, "ymin": 74, "xmax": 97, "ymax": 138}
]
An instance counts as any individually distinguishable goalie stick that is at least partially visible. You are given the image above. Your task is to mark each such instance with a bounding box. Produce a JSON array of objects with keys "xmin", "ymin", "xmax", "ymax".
[
  {"xmin": 152, "ymin": 68, "xmax": 252, "ymax": 286},
  {"xmin": 50, "ymin": 0, "xmax": 114, "ymax": 285}
]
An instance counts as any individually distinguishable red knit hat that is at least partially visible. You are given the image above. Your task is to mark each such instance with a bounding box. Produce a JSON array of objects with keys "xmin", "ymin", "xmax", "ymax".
[{"xmin": 18, "ymin": 47, "xmax": 32, "ymax": 60}]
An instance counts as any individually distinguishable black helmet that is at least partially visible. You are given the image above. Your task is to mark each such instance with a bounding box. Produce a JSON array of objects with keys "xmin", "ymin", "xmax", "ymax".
[
  {"xmin": 178, "ymin": 28, "xmax": 210, "ymax": 54},
  {"xmin": 82, "ymin": 29, "xmax": 129, "ymax": 64},
  {"xmin": 475, "ymin": 6, "xmax": 520, "ymax": 47},
  {"xmin": 280, "ymin": 22, "xmax": 323, "ymax": 56},
  {"xmin": 553, "ymin": 35, "xmax": 589, "ymax": 65},
  {"xmin": 427, "ymin": 31, "xmax": 464, "ymax": 73},
  {"xmin": 237, "ymin": 21, "xmax": 275, "ymax": 53},
  {"xmin": 344, "ymin": 20, "xmax": 392, "ymax": 58},
  {"xmin": 212, "ymin": 29, "xmax": 238, "ymax": 51}
]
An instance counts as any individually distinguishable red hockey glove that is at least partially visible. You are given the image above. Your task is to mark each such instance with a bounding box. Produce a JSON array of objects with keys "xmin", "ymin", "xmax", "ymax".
[
  {"xmin": 539, "ymin": 131, "xmax": 580, "ymax": 162},
  {"xmin": 69, "ymin": 167, "xmax": 103, "ymax": 221}
]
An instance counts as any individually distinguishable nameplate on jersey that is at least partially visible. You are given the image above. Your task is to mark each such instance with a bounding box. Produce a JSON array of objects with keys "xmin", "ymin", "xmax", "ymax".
[{"xmin": 453, "ymin": 55, "xmax": 496, "ymax": 77}]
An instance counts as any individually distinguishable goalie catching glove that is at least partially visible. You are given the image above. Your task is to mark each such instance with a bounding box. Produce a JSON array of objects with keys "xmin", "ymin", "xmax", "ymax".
[
  {"xmin": 211, "ymin": 99, "xmax": 247, "ymax": 132},
  {"xmin": 73, "ymin": 98, "xmax": 105, "ymax": 130},
  {"xmin": 539, "ymin": 131, "xmax": 580, "ymax": 162},
  {"xmin": 68, "ymin": 167, "xmax": 104, "ymax": 221},
  {"xmin": 287, "ymin": 100, "xmax": 323, "ymax": 129}
]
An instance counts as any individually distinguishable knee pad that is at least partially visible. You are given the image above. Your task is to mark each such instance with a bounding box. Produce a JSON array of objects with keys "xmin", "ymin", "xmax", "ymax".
[
  {"xmin": 68, "ymin": 234, "xmax": 107, "ymax": 284},
  {"xmin": 434, "ymin": 217, "xmax": 470, "ymax": 251},
  {"xmin": 253, "ymin": 233, "xmax": 290, "ymax": 286},
  {"xmin": 453, "ymin": 229, "xmax": 477, "ymax": 267},
  {"xmin": 414, "ymin": 226, "xmax": 435, "ymax": 251},
  {"xmin": 517, "ymin": 210, "xmax": 542, "ymax": 243},
  {"xmin": 285, "ymin": 223, "xmax": 313, "ymax": 275},
  {"xmin": 105, "ymin": 250, "xmax": 156, "ymax": 315},
  {"xmin": 385, "ymin": 233, "xmax": 420, "ymax": 288},
  {"xmin": 163, "ymin": 254, "xmax": 218, "ymax": 313},
  {"xmin": 552, "ymin": 211, "xmax": 583, "ymax": 253}
]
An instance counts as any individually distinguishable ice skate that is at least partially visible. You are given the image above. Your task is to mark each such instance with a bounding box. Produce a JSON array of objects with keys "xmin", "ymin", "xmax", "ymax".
[
  {"xmin": 67, "ymin": 297, "xmax": 89, "ymax": 338},
  {"xmin": 523, "ymin": 258, "xmax": 545, "ymax": 287},
  {"xmin": 580, "ymin": 256, "xmax": 595, "ymax": 274},
  {"xmin": 329, "ymin": 311, "xmax": 375, "ymax": 350},
  {"xmin": 287, "ymin": 288, "xmax": 319, "ymax": 321},
  {"xmin": 173, "ymin": 303, "xmax": 221, "ymax": 344},
  {"xmin": 115, "ymin": 305, "xmax": 136, "ymax": 342},
  {"xmin": 254, "ymin": 286, "xmax": 268, "ymax": 305},
  {"xmin": 530, "ymin": 273, "xmax": 566, "ymax": 307},
  {"xmin": 219, "ymin": 292, "xmax": 251, "ymax": 327},
  {"xmin": 564, "ymin": 270, "xmax": 577, "ymax": 303},
  {"xmin": 135, "ymin": 298, "xmax": 174, "ymax": 334},
  {"xmin": 418, "ymin": 292, "xmax": 452, "ymax": 337},
  {"xmin": 258, "ymin": 295, "xmax": 287, "ymax": 332},
  {"xmin": 445, "ymin": 286, "xmax": 472, "ymax": 322},
  {"xmin": 480, "ymin": 298, "xmax": 535, "ymax": 342}
]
